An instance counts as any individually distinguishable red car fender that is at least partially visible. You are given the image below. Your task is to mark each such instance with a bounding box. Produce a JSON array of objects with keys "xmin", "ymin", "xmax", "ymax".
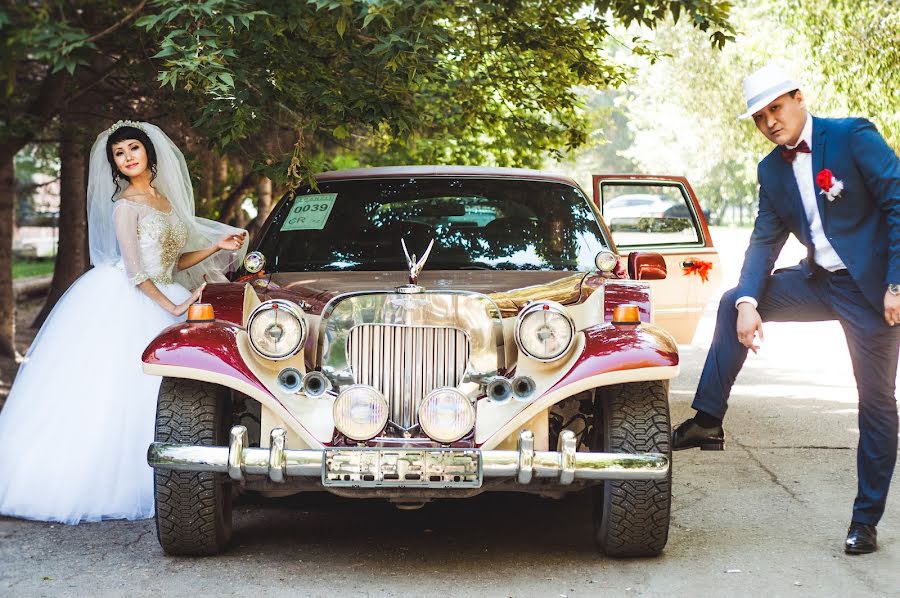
[
  {"xmin": 478, "ymin": 322, "xmax": 678, "ymax": 449},
  {"xmin": 142, "ymin": 320, "xmax": 325, "ymax": 448}
]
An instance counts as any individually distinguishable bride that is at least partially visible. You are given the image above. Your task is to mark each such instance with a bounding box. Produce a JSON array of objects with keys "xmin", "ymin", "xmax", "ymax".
[{"xmin": 0, "ymin": 121, "xmax": 247, "ymax": 524}]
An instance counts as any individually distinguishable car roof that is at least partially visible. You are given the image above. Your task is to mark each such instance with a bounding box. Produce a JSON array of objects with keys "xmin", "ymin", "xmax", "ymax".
[{"xmin": 314, "ymin": 165, "xmax": 579, "ymax": 186}]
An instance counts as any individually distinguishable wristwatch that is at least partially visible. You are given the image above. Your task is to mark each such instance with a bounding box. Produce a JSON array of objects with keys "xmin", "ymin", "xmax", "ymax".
[{"xmin": 889, "ymin": 284, "xmax": 900, "ymax": 296}]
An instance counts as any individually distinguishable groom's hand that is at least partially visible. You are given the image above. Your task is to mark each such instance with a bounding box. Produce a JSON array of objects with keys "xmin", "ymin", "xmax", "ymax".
[
  {"xmin": 736, "ymin": 302, "xmax": 764, "ymax": 354},
  {"xmin": 885, "ymin": 290, "xmax": 900, "ymax": 326}
]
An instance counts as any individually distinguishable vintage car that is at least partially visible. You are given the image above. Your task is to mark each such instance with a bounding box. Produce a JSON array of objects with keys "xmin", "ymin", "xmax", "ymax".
[{"xmin": 144, "ymin": 166, "xmax": 720, "ymax": 557}]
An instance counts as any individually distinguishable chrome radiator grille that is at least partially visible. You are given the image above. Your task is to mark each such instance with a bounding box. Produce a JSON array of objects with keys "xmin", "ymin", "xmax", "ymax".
[{"xmin": 347, "ymin": 324, "xmax": 470, "ymax": 428}]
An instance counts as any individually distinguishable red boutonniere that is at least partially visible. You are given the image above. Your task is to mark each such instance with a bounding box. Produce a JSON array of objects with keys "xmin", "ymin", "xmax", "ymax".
[
  {"xmin": 682, "ymin": 259, "xmax": 712, "ymax": 283},
  {"xmin": 816, "ymin": 168, "xmax": 844, "ymax": 202}
]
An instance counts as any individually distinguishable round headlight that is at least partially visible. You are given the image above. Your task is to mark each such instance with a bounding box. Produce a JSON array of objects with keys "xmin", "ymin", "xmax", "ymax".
[
  {"xmin": 418, "ymin": 388, "xmax": 476, "ymax": 443},
  {"xmin": 333, "ymin": 385, "xmax": 389, "ymax": 441},
  {"xmin": 594, "ymin": 250, "xmax": 618, "ymax": 273},
  {"xmin": 514, "ymin": 301, "xmax": 575, "ymax": 361},
  {"xmin": 244, "ymin": 251, "xmax": 266, "ymax": 274},
  {"xmin": 247, "ymin": 299, "xmax": 307, "ymax": 360}
]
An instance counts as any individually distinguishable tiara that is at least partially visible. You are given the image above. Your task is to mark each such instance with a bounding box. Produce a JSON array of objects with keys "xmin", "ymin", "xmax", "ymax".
[{"xmin": 108, "ymin": 120, "xmax": 144, "ymax": 134}]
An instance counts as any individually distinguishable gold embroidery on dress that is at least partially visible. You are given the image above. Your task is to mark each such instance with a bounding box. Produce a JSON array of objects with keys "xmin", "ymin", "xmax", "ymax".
[{"xmin": 136, "ymin": 213, "xmax": 188, "ymax": 285}]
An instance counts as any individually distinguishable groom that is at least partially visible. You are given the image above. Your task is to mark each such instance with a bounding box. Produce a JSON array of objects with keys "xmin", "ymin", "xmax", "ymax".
[{"xmin": 672, "ymin": 64, "xmax": 900, "ymax": 554}]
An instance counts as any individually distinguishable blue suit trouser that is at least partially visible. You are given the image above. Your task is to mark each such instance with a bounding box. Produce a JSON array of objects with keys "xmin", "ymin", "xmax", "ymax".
[{"xmin": 692, "ymin": 266, "xmax": 900, "ymax": 525}]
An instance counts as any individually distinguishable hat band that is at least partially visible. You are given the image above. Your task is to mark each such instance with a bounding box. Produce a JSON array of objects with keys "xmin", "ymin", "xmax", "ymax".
[{"xmin": 745, "ymin": 81, "xmax": 795, "ymax": 111}]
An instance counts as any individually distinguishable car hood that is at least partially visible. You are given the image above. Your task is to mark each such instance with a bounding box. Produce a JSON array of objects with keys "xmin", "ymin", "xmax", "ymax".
[{"xmin": 262, "ymin": 270, "xmax": 591, "ymax": 317}]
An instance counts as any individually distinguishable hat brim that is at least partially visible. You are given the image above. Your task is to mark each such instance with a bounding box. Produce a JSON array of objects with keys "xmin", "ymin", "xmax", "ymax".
[{"xmin": 737, "ymin": 81, "xmax": 799, "ymax": 120}]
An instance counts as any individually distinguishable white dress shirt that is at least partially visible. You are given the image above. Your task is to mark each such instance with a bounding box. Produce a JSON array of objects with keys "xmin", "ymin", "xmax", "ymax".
[{"xmin": 737, "ymin": 115, "xmax": 846, "ymax": 309}]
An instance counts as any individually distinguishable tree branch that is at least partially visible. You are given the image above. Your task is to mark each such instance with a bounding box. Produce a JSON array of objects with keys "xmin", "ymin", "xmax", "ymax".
[{"xmin": 83, "ymin": 0, "xmax": 149, "ymax": 45}]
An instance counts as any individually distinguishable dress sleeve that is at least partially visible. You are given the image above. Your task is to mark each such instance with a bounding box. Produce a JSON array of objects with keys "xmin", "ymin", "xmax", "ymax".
[{"xmin": 113, "ymin": 202, "xmax": 150, "ymax": 286}]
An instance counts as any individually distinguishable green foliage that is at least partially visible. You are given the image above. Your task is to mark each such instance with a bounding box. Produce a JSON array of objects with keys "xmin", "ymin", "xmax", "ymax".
[
  {"xmin": 782, "ymin": 0, "xmax": 900, "ymax": 148},
  {"xmin": 136, "ymin": 0, "xmax": 736, "ymax": 183},
  {"xmin": 566, "ymin": 0, "xmax": 899, "ymax": 225},
  {"xmin": 12, "ymin": 258, "xmax": 55, "ymax": 280}
]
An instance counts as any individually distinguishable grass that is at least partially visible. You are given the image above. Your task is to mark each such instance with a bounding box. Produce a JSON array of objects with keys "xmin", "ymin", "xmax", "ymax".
[{"xmin": 12, "ymin": 257, "xmax": 55, "ymax": 279}]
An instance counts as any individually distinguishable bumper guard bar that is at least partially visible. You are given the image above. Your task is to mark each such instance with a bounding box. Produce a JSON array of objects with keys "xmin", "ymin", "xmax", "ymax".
[{"xmin": 148, "ymin": 426, "xmax": 669, "ymax": 485}]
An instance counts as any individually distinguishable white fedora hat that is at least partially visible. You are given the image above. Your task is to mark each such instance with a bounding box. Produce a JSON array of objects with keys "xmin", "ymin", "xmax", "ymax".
[{"xmin": 738, "ymin": 64, "xmax": 801, "ymax": 119}]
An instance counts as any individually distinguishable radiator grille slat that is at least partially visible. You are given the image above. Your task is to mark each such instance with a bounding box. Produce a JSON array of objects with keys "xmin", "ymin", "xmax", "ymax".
[{"xmin": 347, "ymin": 325, "xmax": 470, "ymax": 429}]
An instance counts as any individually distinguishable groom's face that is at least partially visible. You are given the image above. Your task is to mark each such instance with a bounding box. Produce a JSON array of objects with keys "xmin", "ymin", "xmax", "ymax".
[{"xmin": 752, "ymin": 90, "xmax": 807, "ymax": 147}]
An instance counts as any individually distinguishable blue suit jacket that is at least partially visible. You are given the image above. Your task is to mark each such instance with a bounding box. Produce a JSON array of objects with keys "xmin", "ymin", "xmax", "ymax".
[{"xmin": 736, "ymin": 116, "xmax": 900, "ymax": 315}]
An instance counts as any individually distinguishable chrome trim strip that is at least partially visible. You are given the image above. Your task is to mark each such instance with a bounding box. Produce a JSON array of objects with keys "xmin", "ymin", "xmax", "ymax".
[{"xmin": 149, "ymin": 429, "xmax": 669, "ymax": 484}]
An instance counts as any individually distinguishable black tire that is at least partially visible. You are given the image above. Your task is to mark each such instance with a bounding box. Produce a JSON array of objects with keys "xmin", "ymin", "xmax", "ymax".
[
  {"xmin": 593, "ymin": 380, "xmax": 672, "ymax": 557},
  {"xmin": 154, "ymin": 377, "xmax": 233, "ymax": 556}
]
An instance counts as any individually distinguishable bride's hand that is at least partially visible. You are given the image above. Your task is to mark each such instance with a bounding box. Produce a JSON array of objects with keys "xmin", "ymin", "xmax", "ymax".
[
  {"xmin": 216, "ymin": 231, "xmax": 247, "ymax": 252},
  {"xmin": 170, "ymin": 283, "xmax": 207, "ymax": 316}
]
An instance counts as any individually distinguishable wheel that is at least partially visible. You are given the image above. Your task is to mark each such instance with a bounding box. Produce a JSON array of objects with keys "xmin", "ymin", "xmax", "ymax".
[
  {"xmin": 592, "ymin": 380, "xmax": 672, "ymax": 557},
  {"xmin": 154, "ymin": 377, "xmax": 233, "ymax": 556}
]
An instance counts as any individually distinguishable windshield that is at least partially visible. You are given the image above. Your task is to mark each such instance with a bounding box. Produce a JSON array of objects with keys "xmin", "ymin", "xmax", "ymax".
[{"xmin": 256, "ymin": 176, "xmax": 610, "ymax": 272}]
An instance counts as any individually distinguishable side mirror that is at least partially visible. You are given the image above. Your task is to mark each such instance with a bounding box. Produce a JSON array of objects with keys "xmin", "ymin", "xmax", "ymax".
[{"xmin": 627, "ymin": 251, "xmax": 667, "ymax": 280}]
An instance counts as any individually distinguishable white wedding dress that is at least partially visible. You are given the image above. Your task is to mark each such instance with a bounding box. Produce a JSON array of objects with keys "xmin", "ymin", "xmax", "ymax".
[{"xmin": 0, "ymin": 200, "xmax": 192, "ymax": 524}]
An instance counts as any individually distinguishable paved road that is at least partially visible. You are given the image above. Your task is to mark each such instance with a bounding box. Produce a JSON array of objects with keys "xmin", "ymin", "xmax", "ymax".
[{"xmin": 2, "ymin": 228, "xmax": 898, "ymax": 597}]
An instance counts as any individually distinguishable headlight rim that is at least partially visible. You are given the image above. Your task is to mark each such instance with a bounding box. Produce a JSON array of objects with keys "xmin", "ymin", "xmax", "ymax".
[
  {"xmin": 418, "ymin": 387, "xmax": 476, "ymax": 444},
  {"xmin": 514, "ymin": 300, "xmax": 576, "ymax": 362},
  {"xmin": 332, "ymin": 384, "xmax": 389, "ymax": 441},
  {"xmin": 246, "ymin": 298, "xmax": 307, "ymax": 361}
]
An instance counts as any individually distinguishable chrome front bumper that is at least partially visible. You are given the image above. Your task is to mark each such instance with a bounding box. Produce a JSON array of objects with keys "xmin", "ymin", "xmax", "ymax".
[{"xmin": 147, "ymin": 426, "xmax": 669, "ymax": 488}]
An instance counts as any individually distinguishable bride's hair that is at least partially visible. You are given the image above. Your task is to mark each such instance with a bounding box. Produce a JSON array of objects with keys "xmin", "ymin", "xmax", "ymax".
[{"xmin": 105, "ymin": 125, "xmax": 159, "ymax": 199}]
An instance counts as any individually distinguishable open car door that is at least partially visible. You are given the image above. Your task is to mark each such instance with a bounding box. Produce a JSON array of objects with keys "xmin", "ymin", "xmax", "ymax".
[{"xmin": 593, "ymin": 175, "xmax": 722, "ymax": 344}]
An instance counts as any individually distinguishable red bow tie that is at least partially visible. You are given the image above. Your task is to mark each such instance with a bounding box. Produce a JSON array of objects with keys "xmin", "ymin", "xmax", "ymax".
[{"xmin": 781, "ymin": 140, "xmax": 811, "ymax": 163}]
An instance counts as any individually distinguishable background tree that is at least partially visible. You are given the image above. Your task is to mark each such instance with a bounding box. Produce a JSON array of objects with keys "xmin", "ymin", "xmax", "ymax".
[
  {"xmin": 1, "ymin": 0, "xmax": 737, "ymax": 359},
  {"xmin": 551, "ymin": 0, "xmax": 899, "ymax": 223}
]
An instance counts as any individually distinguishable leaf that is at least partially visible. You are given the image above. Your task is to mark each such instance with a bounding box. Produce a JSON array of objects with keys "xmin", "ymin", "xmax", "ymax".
[
  {"xmin": 332, "ymin": 124, "xmax": 349, "ymax": 139},
  {"xmin": 219, "ymin": 72, "xmax": 234, "ymax": 87},
  {"xmin": 336, "ymin": 14, "xmax": 347, "ymax": 38},
  {"xmin": 153, "ymin": 46, "xmax": 178, "ymax": 59}
]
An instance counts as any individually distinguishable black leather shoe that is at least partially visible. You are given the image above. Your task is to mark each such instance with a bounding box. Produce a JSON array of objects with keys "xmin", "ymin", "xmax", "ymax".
[
  {"xmin": 672, "ymin": 418, "xmax": 725, "ymax": 451},
  {"xmin": 845, "ymin": 522, "xmax": 877, "ymax": 554}
]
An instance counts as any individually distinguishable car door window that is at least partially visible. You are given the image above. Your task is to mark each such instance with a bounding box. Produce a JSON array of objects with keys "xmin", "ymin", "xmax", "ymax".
[{"xmin": 600, "ymin": 182, "xmax": 703, "ymax": 248}]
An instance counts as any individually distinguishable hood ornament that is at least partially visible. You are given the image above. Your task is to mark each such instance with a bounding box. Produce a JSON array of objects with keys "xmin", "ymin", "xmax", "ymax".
[{"xmin": 398, "ymin": 238, "xmax": 434, "ymax": 293}]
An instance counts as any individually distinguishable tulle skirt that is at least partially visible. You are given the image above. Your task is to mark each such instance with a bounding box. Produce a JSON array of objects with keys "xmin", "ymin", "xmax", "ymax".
[{"xmin": 0, "ymin": 264, "xmax": 190, "ymax": 524}]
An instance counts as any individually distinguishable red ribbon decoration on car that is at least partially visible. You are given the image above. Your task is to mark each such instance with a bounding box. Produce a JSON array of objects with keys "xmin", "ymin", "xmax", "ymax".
[
  {"xmin": 816, "ymin": 168, "xmax": 834, "ymax": 192},
  {"xmin": 682, "ymin": 259, "xmax": 712, "ymax": 283}
]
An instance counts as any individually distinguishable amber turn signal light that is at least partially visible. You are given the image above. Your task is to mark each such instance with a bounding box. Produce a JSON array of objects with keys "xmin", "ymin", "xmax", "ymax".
[
  {"xmin": 187, "ymin": 302, "xmax": 215, "ymax": 322},
  {"xmin": 611, "ymin": 304, "xmax": 640, "ymax": 325}
]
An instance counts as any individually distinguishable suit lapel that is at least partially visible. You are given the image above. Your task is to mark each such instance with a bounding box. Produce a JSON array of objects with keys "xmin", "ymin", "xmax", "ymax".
[
  {"xmin": 777, "ymin": 151, "xmax": 810, "ymax": 244},
  {"xmin": 811, "ymin": 116, "xmax": 828, "ymax": 224}
]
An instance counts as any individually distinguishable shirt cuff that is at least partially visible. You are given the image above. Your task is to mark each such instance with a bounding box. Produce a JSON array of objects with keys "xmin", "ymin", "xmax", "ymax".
[{"xmin": 735, "ymin": 296, "xmax": 758, "ymax": 309}]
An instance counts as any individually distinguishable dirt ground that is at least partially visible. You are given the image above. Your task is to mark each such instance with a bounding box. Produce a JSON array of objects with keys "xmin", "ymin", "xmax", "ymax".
[{"xmin": 2, "ymin": 230, "xmax": 900, "ymax": 597}]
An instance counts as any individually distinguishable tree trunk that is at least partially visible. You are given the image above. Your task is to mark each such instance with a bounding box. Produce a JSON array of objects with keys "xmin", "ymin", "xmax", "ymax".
[
  {"xmin": 248, "ymin": 175, "xmax": 272, "ymax": 239},
  {"xmin": 32, "ymin": 130, "xmax": 89, "ymax": 328},
  {"xmin": 218, "ymin": 172, "xmax": 257, "ymax": 224},
  {"xmin": 0, "ymin": 156, "xmax": 17, "ymax": 358}
]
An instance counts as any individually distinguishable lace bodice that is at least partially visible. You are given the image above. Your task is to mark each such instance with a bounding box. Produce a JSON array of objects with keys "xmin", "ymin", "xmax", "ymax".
[{"xmin": 113, "ymin": 199, "xmax": 189, "ymax": 285}]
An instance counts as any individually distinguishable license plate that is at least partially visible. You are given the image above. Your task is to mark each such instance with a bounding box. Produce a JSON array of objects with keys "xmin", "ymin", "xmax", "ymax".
[{"xmin": 323, "ymin": 448, "xmax": 481, "ymax": 488}]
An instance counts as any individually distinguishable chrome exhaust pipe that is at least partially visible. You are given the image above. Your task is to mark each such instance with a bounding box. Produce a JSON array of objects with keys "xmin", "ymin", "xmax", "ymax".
[
  {"xmin": 302, "ymin": 371, "xmax": 330, "ymax": 397},
  {"xmin": 511, "ymin": 375, "xmax": 536, "ymax": 400},
  {"xmin": 485, "ymin": 376, "xmax": 513, "ymax": 403},
  {"xmin": 276, "ymin": 367, "xmax": 303, "ymax": 393}
]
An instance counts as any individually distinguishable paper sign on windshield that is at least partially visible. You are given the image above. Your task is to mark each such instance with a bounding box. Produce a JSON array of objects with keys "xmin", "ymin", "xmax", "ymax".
[{"xmin": 280, "ymin": 193, "xmax": 338, "ymax": 231}]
